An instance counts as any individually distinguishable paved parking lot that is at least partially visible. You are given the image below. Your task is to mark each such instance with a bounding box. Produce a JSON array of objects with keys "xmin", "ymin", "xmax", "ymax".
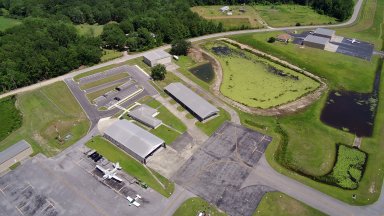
[
  {"xmin": 0, "ymin": 148, "xmax": 193, "ymax": 216},
  {"xmin": 173, "ymin": 122, "xmax": 273, "ymax": 216},
  {"xmin": 334, "ymin": 38, "xmax": 374, "ymax": 60}
]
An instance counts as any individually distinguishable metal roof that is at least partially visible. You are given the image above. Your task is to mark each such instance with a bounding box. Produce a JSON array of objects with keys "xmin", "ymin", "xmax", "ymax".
[
  {"xmin": 304, "ymin": 35, "xmax": 330, "ymax": 45},
  {"xmin": 143, "ymin": 50, "xmax": 171, "ymax": 62},
  {"xmin": 128, "ymin": 104, "xmax": 162, "ymax": 128},
  {"xmin": 314, "ymin": 28, "xmax": 335, "ymax": 37},
  {"xmin": 164, "ymin": 83, "xmax": 219, "ymax": 120},
  {"xmin": 104, "ymin": 120, "xmax": 164, "ymax": 159},
  {"xmin": 0, "ymin": 140, "xmax": 31, "ymax": 164}
]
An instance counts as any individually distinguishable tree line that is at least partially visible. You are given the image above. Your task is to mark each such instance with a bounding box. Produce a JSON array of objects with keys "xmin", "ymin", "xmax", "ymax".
[{"xmin": 188, "ymin": 0, "xmax": 354, "ymax": 21}]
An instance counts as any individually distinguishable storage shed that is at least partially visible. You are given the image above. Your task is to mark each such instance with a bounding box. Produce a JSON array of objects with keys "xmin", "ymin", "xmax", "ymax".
[
  {"xmin": 143, "ymin": 50, "xmax": 172, "ymax": 67},
  {"xmin": 128, "ymin": 104, "xmax": 162, "ymax": 129}
]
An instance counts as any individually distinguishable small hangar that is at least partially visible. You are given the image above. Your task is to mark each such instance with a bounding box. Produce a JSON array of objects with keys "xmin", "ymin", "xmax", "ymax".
[
  {"xmin": 0, "ymin": 140, "xmax": 32, "ymax": 173},
  {"xmin": 164, "ymin": 82, "xmax": 219, "ymax": 121},
  {"xmin": 143, "ymin": 50, "xmax": 172, "ymax": 67},
  {"xmin": 128, "ymin": 104, "xmax": 162, "ymax": 129},
  {"xmin": 303, "ymin": 35, "xmax": 330, "ymax": 50},
  {"xmin": 104, "ymin": 120, "xmax": 165, "ymax": 164},
  {"xmin": 313, "ymin": 28, "xmax": 335, "ymax": 40}
]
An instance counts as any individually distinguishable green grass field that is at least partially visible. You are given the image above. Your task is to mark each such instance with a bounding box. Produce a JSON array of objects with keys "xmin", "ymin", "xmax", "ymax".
[
  {"xmin": 75, "ymin": 24, "xmax": 104, "ymax": 37},
  {"xmin": 0, "ymin": 96, "xmax": 22, "ymax": 142},
  {"xmin": 0, "ymin": 82, "xmax": 90, "ymax": 156},
  {"xmin": 0, "ymin": 16, "xmax": 21, "ymax": 31},
  {"xmin": 151, "ymin": 125, "xmax": 181, "ymax": 144},
  {"xmin": 254, "ymin": 192, "xmax": 326, "ymax": 216},
  {"xmin": 196, "ymin": 108, "xmax": 231, "ymax": 136},
  {"xmin": 230, "ymin": 32, "xmax": 378, "ymax": 92},
  {"xmin": 80, "ymin": 73, "xmax": 129, "ymax": 90},
  {"xmin": 205, "ymin": 41, "xmax": 320, "ymax": 109},
  {"xmin": 101, "ymin": 49, "xmax": 123, "ymax": 62},
  {"xmin": 173, "ymin": 197, "xmax": 226, "ymax": 216},
  {"xmin": 86, "ymin": 136, "xmax": 174, "ymax": 197},
  {"xmin": 210, "ymin": 18, "xmax": 252, "ymax": 29},
  {"xmin": 254, "ymin": 4, "xmax": 337, "ymax": 27}
]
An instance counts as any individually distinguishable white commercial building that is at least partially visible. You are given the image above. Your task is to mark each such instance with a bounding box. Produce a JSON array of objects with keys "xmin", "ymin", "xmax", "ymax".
[{"xmin": 143, "ymin": 50, "xmax": 172, "ymax": 67}]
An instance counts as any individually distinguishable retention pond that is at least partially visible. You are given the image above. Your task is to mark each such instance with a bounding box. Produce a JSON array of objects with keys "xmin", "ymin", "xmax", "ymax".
[{"xmin": 189, "ymin": 63, "xmax": 215, "ymax": 83}]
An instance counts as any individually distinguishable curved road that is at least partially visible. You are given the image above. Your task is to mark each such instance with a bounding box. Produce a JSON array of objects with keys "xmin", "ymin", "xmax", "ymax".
[{"xmin": 0, "ymin": 0, "xmax": 363, "ymax": 100}]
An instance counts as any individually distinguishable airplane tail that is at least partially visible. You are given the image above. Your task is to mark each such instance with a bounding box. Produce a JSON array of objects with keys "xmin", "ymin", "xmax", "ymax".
[{"xmin": 114, "ymin": 162, "xmax": 122, "ymax": 170}]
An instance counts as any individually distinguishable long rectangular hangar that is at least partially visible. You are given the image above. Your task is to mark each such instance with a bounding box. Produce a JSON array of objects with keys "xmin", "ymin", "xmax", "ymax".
[
  {"xmin": 0, "ymin": 140, "xmax": 32, "ymax": 173},
  {"xmin": 164, "ymin": 82, "xmax": 219, "ymax": 121},
  {"xmin": 104, "ymin": 120, "xmax": 165, "ymax": 163},
  {"xmin": 313, "ymin": 28, "xmax": 335, "ymax": 39}
]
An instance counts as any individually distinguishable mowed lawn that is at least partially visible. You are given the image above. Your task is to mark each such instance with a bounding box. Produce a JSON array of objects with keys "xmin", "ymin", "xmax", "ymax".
[
  {"xmin": 75, "ymin": 24, "xmax": 104, "ymax": 37},
  {"xmin": 254, "ymin": 192, "xmax": 326, "ymax": 216},
  {"xmin": 0, "ymin": 16, "xmax": 21, "ymax": 31},
  {"xmin": 196, "ymin": 108, "xmax": 231, "ymax": 136},
  {"xmin": 254, "ymin": 4, "xmax": 337, "ymax": 27},
  {"xmin": 205, "ymin": 42, "xmax": 319, "ymax": 109},
  {"xmin": 86, "ymin": 136, "xmax": 174, "ymax": 197},
  {"xmin": 0, "ymin": 82, "xmax": 90, "ymax": 156},
  {"xmin": 173, "ymin": 197, "xmax": 226, "ymax": 216},
  {"xmin": 101, "ymin": 49, "xmax": 123, "ymax": 62},
  {"xmin": 231, "ymin": 32, "xmax": 378, "ymax": 92}
]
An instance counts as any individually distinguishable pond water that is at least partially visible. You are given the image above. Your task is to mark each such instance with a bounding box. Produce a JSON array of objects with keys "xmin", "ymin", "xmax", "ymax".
[
  {"xmin": 189, "ymin": 63, "xmax": 215, "ymax": 83},
  {"xmin": 320, "ymin": 61, "xmax": 382, "ymax": 137}
]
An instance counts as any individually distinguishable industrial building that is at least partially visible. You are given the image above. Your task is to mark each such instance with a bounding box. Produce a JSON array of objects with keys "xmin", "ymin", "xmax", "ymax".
[
  {"xmin": 164, "ymin": 82, "xmax": 219, "ymax": 121},
  {"xmin": 303, "ymin": 35, "xmax": 330, "ymax": 50},
  {"xmin": 313, "ymin": 28, "xmax": 335, "ymax": 40},
  {"xmin": 143, "ymin": 50, "xmax": 172, "ymax": 67},
  {"xmin": 128, "ymin": 104, "xmax": 162, "ymax": 129},
  {"xmin": 104, "ymin": 120, "xmax": 165, "ymax": 164},
  {"xmin": 0, "ymin": 140, "xmax": 32, "ymax": 173}
]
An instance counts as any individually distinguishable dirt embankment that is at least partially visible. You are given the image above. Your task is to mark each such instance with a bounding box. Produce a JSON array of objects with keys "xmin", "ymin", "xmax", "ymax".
[{"xmin": 194, "ymin": 39, "xmax": 328, "ymax": 116}]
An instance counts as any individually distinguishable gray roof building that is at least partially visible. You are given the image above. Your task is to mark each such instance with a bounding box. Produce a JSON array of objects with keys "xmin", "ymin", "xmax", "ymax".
[
  {"xmin": 304, "ymin": 35, "xmax": 330, "ymax": 45},
  {"xmin": 128, "ymin": 104, "xmax": 162, "ymax": 129},
  {"xmin": 0, "ymin": 140, "xmax": 32, "ymax": 173},
  {"xmin": 314, "ymin": 28, "xmax": 335, "ymax": 38},
  {"xmin": 164, "ymin": 83, "xmax": 219, "ymax": 121},
  {"xmin": 143, "ymin": 50, "xmax": 172, "ymax": 67},
  {"xmin": 103, "ymin": 120, "xmax": 164, "ymax": 163}
]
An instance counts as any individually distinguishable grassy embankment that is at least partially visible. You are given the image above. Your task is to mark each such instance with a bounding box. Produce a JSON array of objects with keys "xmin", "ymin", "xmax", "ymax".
[
  {"xmin": 0, "ymin": 97, "xmax": 22, "ymax": 143},
  {"xmin": 204, "ymin": 41, "xmax": 320, "ymax": 109},
  {"xmin": 173, "ymin": 197, "xmax": 226, "ymax": 216},
  {"xmin": 86, "ymin": 136, "xmax": 174, "ymax": 197},
  {"xmin": 0, "ymin": 82, "xmax": 90, "ymax": 156},
  {"xmin": 174, "ymin": 56, "xmax": 212, "ymax": 91},
  {"xmin": 229, "ymin": 0, "xmax": 384, "ymax": 205},
  {"xmin": 0, "ymin": 16, "xmax": 21, "ymax": 31}
]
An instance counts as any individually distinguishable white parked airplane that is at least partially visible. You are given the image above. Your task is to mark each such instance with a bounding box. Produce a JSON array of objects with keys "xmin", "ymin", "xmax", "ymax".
[
  {"xmin": 96, "ymin": 162, "xmax": 122, "ymax": 182},
  {"xmin": 347, "ymin": 38, "xmax": 360, "ymax": 44},
  {"xmin": 127, "ymin": 194, "xmax": 141, "ymax": 207}
]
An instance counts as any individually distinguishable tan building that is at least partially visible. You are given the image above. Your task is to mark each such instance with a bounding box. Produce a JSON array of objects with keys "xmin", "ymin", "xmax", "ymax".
[
  {"xmin": 0, "ymin": 140, "xmax": 32, "ymax": 173},
  {"xmin": 277, "ymin": 33, "xmax": 292, "ymax": 43},
  {"xmin": 143, "ymin": 50, "xmax": 172, "ymax": 67}
]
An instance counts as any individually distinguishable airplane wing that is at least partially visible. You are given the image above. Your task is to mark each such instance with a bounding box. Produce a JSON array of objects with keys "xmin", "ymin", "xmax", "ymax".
[
  {"xmin": 133, "ymin": 201, "xmax": 140, "ymax": 207},
  {"xmin": 127, "ymin": 196, "xmax": 133, "ymax": 202},
  {"xmin": 112, "ymin": 174, "xmax": 122, "ymax": 182},
  {"xmin": 96, "ymin": 165, "xmax": 107, "ymax": 174}
]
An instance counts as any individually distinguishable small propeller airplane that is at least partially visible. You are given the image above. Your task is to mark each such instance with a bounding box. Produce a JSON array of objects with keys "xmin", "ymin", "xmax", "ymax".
[
  {"xmin": 127, "ymin": 194, "xmax": 141, "ymax": 207},
  {"xmin": 95, "ymin": 162, "xmax": 122, "ymax": 182},
  {"xmin": 347, "ymin": 38, "xmax": 360, "ymax": 44}
]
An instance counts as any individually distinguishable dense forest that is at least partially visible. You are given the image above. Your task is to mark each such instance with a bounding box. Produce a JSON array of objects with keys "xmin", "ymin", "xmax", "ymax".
[{"xmin": 189, "ymin": 0, "xmax": 354, "ymax": 21}]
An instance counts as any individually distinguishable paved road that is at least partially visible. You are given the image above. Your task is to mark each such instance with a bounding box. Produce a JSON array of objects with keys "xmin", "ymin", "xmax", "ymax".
[
  {"xmin": 243, "ymin": 155, "xmax": 384, "ymax": 216},
  {"xmin": 0, "ymin": 0, "xmax": 364, "ymax": 100}
]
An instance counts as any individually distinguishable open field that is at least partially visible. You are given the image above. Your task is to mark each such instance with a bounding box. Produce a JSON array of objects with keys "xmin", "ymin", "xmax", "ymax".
[
  {"xmin": 254, "ymin": 4, "xmax": 337, "ymax": 27},
  {"xmin": 0, "ymin": 96, "xmax": 22, "ymax": 143},
  {"xmin": 204, "ymin": 41, "xmax": 320, "ymax": 109},
  {"xmin": 196, "ymin": 108, "xmax": 231, "ymax": 136},
  {"xmin": 0, "ymin": 16, "xmax": 21, "ymax": 31},
  {"xmin": 0, "ymin": 82, "xmax": 90, "ymax": 156},
  {"xmin": 101, "ymin": 49, "xmax": 123, "ymax": 62},
  {"xmin": 191, "ymin": 5, "xmax": 263, "ymax": 29},
  {"xmin": 253, "ymin": 192, "xmax": 326, "ymax": 216},
  {"xmin": 75, "ymin": 24, "xmax": 104, "ymax": 37},
  {"xmin": 173, "ymin": 197, "xmax": 226, "ymax": 216},
  {"xmin": 86, "ymin": 136, "xmax": 174, "ymax": 197},
  {"xmin": 80, "ymin": 72, "xmax": 129, "ymax": 90},
  {"xmin": 230, "ymin": 32, "xmax": 379, "ymax": 92}
]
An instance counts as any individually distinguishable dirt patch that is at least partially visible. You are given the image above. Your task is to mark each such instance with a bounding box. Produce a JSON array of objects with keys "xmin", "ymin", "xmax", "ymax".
[
  {"xmin": 188, "ymin": 47, "xmax": 205, "ymax": 63},
  {"xmin": 196, "ymin": 38, "xmax": 328, "ymax": 116}
]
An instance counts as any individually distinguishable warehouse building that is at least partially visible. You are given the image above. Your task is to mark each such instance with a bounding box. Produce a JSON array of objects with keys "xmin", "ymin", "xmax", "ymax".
[
  {"xmin": 0, "ymin": 140, "xmax": 32, "ymax": 173},
  {"xmin": 128, "ymin": 104, "xmax": 162, "ymax": 129},
  {"xmin": 313, "ymin": 28, "xmax": 335, "ymax": 40},
  {"xmin": 303, "ymin": 35, "xmax": 330, "ymax": 50},
  {"xmin": 104, "ymin": 120, "xmax": 165, "ymax": 164},
  {"xmin": 143, "ymin": 50, "xmax": 172, "ymax": 67},
  {"xmin": 164, "ymin": 82, "xmax": 219, "ymax": 121}
]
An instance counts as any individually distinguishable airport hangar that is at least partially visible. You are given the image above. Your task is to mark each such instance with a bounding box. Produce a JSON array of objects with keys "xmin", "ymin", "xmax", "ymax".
[
  {"xmin": 0, "ymin": 140, "xmax": 32, "ymax": 173},
  {"xmin": 313, "ymin": 28, "xmax": 335, "ymax": 40},
  {"xmin": 128, "ymin": 104, "xmax": 162, "ymax": 129},
  {"xmin": 303, "ymin": 35, "xmax": 330, "ymax": 50},
  {"xmin": 143, "ymin": 50, "xmax": 172, "ymax": 67},
  {"xmin": 104, "ymin": 120, "xmax": 165, "ymax": 164},
  {"xmin": 164, "ymin": 82, "xmax": 219, "ymax": 121}
]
